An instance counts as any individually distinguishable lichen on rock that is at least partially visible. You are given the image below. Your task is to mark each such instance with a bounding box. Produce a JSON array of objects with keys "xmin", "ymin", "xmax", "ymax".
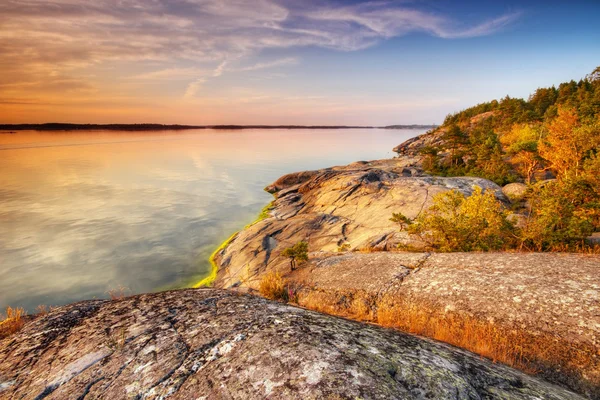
[{"xmin": 0, "ymin": 289, "xmax": 584, "ymax": 399}]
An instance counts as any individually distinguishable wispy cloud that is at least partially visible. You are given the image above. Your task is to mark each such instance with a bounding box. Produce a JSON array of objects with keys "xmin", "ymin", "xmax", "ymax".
[
  {"xmin": 238, "ymin": 57, "xmax": 299, "ymax": 71},
  {"xmin": 131, "ymin": 68, "xmax": 207, "ymax": 81},
  {"xmin": 0, "ymin": 0, "xmax": 522, "ymax": 111},
  {"xmin": 184, "ymin": 78, "xmax": 207, "ymax": 99},
  {"xmin": 213, "ymin": 61, "xmax": 228, "ymax": 77}
]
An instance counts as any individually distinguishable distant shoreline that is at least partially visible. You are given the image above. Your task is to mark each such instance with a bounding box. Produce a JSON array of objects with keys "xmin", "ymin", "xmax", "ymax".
[{"xmin": 0, "ymin": 123, "xmax": 437, "ymax": 132}]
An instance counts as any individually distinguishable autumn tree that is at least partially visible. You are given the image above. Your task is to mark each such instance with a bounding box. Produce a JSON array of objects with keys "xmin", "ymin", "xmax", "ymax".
[
  {"xmin": 539, "ymin": 107, "xmax": 598, "ymax": 177},
  {"xmin": 519, "ymin": 178, "xmax": 600, "ymax": 250},
  {"xmin": 500, "ymin": 124, "xmax": 544, "ymax": 183}
]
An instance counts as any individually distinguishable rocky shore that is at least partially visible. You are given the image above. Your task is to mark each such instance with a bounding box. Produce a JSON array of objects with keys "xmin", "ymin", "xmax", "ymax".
[
  {"xmin": 209, "ymin": 133, "xmax": 600, "ymax": 398},
  {"xmin": 0, "ymin": 289, "xmax": 584, "ymax": 399},
  {"xmin": 2, "ymin": 130, "xmax": 599, "ymax": 399}
]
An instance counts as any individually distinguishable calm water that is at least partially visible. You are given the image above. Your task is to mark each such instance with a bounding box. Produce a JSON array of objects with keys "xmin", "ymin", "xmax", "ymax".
[{"xmin": 0, "ymin": 128, "xmax": 423, "ymax": 311}]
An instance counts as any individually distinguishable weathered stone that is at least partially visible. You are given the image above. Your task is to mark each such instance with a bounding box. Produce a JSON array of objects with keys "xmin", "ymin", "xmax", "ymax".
[
  {"xmin": 587, "ymin": 232, "xmax": 600, "ymax": 245},
  {"xmin": 0, "ymin": 289, "xmax": 584, "ymax": 399},
  {"xmin": 502, "ymin": 182, "xmax": 528, "ymax": 201},
  {"xmin": 214, "ymin": 158, "xmax": 507, "ymax": 290}
]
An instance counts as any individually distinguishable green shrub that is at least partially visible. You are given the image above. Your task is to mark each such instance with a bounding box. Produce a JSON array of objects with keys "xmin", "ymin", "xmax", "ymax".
[
  {"xmin": 519, "ymin": 178, "xmax": 600, "ymax": 251},
  {"xmin": 408, "ymin": 187, "xmax": 515, "ymax": 252},
  {"xmin": 390, "ymin": 212, "xmax": 412, "ymax": 230},
  {"xmin": 281, "ymin": 241, "xmax": 309, "ymax": 271}
]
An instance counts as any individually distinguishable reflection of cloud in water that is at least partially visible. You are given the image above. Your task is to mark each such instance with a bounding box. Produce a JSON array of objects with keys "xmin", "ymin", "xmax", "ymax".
[{"xmin": 0, "ymin": 129, "xmax": 423, "ymax": 311}]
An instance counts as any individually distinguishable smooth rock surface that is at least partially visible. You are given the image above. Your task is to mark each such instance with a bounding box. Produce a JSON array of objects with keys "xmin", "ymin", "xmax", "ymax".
[
  {"xmin": 214, "ymin": 158, "xmax": 507, "ymax": 290},
  {"xmin": 291, "ymin": 252, "xmax": 600, "ymax": 347},
  {"xmin": 0, "ymin": 289, "xmax": 584, "ymax": 399}
]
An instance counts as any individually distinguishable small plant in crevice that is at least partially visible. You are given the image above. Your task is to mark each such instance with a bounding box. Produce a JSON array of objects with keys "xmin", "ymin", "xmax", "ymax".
[
  {"xmin": 389, "ymin": 212, "xmax": 412, "ymax": 230},
  {"xmin": 105, "ymin": 326, "xmax": 127, "ymax": 351},
  {"xmin": 281, "ymin": 241, "xmax": 309, "ymax": 271},
  {"xmin": 337, "ymin": 242, "xmax": 351, "ymax": 252}
]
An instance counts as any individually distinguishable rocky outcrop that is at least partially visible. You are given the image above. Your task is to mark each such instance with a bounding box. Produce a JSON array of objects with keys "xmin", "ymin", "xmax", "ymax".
[
  {"xmin": 392, "ymin": 129, "xmax": 444, "ymax": 156},
  {"xmin": 214, "ymin": 158, "xmax": 507, "ymax": 290},
  {"xmin": 392, "ymin": 111, "xmax": 496, "ymax": 158},
  {"xmin": 502, "ymin": 182, "xmax": 528, "ymax": 201},
  {"xmin": 0, "ymin": 289, "xmax": 584, "ymax": 399},
  {"xmin": 211, "ymin": 152, "xmax": 600, "ymax": 398},
  {"xmin": 290, "ymin": 252, "xmax": 600, "ymax": 349}
]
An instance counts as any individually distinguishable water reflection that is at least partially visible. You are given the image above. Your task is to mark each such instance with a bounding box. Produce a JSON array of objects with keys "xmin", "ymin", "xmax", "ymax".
[{"xmin": 0, "ymin": 128, "xmax": 422, "ymax": 311}]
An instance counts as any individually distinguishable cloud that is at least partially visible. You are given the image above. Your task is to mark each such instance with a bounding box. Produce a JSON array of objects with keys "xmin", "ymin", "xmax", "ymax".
[
  {"xmin": 184, "ymin": 78, "xmax": 207, "ymax": 98},
  {"xmin": 131, "ymin": 68, "xmax": 207, "ymax": 81},
  {"xmin": 213, "ymin": 61, "xmax": 228, "ymax": 77},
  {"xmin": 238, "ymin": 57, "xmax": 299, "ymax": 71},
  {"xmin": 0, "ymin": 0, "xmax": 521, "ymax": 104}
]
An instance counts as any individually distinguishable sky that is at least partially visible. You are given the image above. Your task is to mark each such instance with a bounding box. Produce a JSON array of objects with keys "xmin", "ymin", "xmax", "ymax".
[{"xmin": 0, "ymin": 0, "xmax": 599, "ymax": 125}]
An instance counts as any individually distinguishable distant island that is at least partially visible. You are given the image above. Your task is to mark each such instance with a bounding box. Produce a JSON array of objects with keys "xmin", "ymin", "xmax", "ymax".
[{"xmin": 0, "ymin": 123, "xmax": 437, "ymax": 131}]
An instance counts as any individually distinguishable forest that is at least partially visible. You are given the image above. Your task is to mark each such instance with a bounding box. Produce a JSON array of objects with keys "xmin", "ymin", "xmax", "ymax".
[{"xmin": 412, "ymin": 67, "xmax": 600, "ymax": 251}]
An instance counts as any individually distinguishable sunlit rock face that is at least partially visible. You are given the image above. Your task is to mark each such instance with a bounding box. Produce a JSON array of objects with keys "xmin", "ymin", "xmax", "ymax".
[
  {"xmin": 0, "ymin": 289, "xmax": 583, "ymax": 399},
  {"xmin": 214, "ymin": 158, "xmax": 507, "ymax": 290}
]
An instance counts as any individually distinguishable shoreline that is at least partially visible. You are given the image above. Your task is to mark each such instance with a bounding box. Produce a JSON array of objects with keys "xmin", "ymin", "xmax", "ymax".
[
  {"xmin": 193, "ymin": 232, "xmax": 239, "ymax": 288},
  {"xmin": 194, "ymin": 202, "xmax": 275, "ymax": 288},
  {"xmin": 0, "ymin": 123, "xmax": 437, "ymax": 132}
]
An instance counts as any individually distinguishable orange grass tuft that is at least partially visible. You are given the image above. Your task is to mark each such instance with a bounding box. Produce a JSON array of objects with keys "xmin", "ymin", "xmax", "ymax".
[
  {"xmin": 0, "ymin": 306, "xmax": 27, "ymax": 339},
  {"xmin": 258, "ymin": 271, "xmax": 288, "ymax": 301}
]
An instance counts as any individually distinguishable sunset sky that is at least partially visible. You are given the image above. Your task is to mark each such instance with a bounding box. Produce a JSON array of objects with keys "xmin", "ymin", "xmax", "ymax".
[{"xmin": 1, "ymin": 0, "xmax": 599, "ymax": 125}]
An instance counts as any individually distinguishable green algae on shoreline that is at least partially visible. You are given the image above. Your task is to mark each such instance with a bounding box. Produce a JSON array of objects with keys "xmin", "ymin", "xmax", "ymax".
[
  {"xmin": 193, "ymin": 231, "xmax": 239, "ymax": 288},
  {"xmin": 194, "ymin": 200, "xmax": 275, "ymax": 288}
]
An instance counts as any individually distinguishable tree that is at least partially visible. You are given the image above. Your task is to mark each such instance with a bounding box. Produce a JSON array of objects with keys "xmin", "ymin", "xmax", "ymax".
[
  {"xmin": 442, "ymin": 124, "xmax": 468, "ymax": 167},
  {"xmin": 539, "ymin": 107, "xmax": 597, "ymax": 177},
  {"xmin": 281, "ymin": 241, "xmax": 309, "ymax": 271},
  {"xmin": 519, "ymin": 178, "xmax": 600, "ymax": 250},
  {"xmin": 586, "ymin": 66, "xmax": 600, "ymax": 82},
  {"xmin": 390, "ymin": 212, "xmax": 412, "ymax": 230},
  {"xmin": 408, "ymin": 187, "xmax": 515, "ymax": 252},
  {"xmin": 500, "ymin": 124, "xmax": 544, "ymax": 183}
]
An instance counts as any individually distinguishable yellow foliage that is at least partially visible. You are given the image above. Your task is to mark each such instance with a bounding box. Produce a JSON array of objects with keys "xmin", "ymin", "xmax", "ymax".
[
  {"xmin": 500, "ymin": 123, "xmax": 543, "ymax": 183},
  {"xmin": 258, "ymin": 271, "xmax": 288, "ymax": 301},
  {"xmin": 539, "ymin": 107, "xmax": 598, "ymax": 178},
  {"xmin": 408, "ymin": 186, "xmax": 515, "ymax": 252}
]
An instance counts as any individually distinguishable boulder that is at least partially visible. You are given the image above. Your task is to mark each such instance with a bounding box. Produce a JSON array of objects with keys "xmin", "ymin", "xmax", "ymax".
[
  {"xmin": 0, "ymin": 289, "xmax": 584, "ymax": 400},
  {"xmin": 587, "ymin": 232, "xmax": 600, "ymax": 245},
  {"xmin": 502, "ymin": 182, "xmax": 528, "ymax": 201}
]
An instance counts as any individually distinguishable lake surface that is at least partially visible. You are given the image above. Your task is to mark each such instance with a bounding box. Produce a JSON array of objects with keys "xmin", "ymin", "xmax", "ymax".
[{"xmin": 0, "ymin": 128, "xmax": 423, "ymax": 311}]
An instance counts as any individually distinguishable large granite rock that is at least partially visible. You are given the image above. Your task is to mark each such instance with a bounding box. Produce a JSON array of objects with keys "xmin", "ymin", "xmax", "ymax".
[
  {"xmin": 214, "ymin": 158, "xmax": 507, "ymax": 290},
  {"xmin": 0, "ymin": 289, "xmax": 583, "ymax": 399},
  {"xmin": 291, "ymin": 252, "xmax": 600, "ymax": 350}
]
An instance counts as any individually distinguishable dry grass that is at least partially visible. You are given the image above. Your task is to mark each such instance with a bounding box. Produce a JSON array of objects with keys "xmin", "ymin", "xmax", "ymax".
[
  {"xmin": 259, "ymin": 271, "xmax": 288, "ymax": 301},
  {"xmin": 35, "ymin": 305, "xmax": 49, "ymax": 316},
  {"xmin": 106, "ymin": 285, "xmax": 130, "ymax": 300},
  {"xmin": 297, "ymin": 289, "xmax": 600, "ymax": 398},
  {"xmin": 548, "ymin": 242, "xmax": 600, "ymax": 254},
  {"xmin": 0, "ymin": 306, "xmax": 27, "ymax": 339},
  {"xmin": 377, "ymin": 295, "xmax": 600, "ymax": 396}
]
